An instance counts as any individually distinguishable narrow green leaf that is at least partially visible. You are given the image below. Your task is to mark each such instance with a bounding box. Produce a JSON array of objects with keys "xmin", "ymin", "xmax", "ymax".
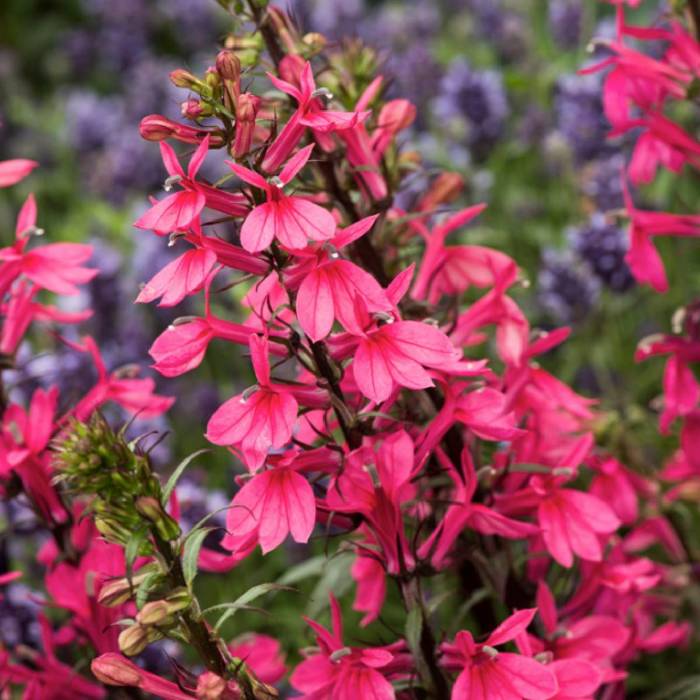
[
  {"xmin": 405, "ymin": 606, "xmax": 423, "ymax": 657},
  {"xmin": 125, "ymin": 529, "xmax": 147, "ymax": 584},
  {"xmin": 202, "ymin": 583, "xmax": 295, "ymax": 632},
  {"xmin": 181, "ymin": 527, "xmax": 213, "ymax": 589},
  {"xmin": 277, "ymin": 555, "xmax": 325, "ymax": 585},
  {"xmin": 161, "ymin": 449, "xmax": 211, "ymax": 505}
]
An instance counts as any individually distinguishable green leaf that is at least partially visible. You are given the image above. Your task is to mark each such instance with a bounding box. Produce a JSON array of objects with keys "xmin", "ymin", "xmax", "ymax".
[
  {"xmin": 405, "ymin": 606, "xmax": 423, "ymax": 658},
  {"xmin": 277, "ymin": 555, "xmax": 325, "ymax": 585},
  {"xmin": 161, "ymin": 449, "xmax": 211, "ymax": 506},
  {"xmin": 181, "ymin": 527, "xmax": 213, "ymax": 589},
  {"xmin": 202, "ymin": 583, "xmax": 295, "ymax": 632},
  {"xmin": 124, "ymin": 529, "xmax": 148, "ymax": 584}
]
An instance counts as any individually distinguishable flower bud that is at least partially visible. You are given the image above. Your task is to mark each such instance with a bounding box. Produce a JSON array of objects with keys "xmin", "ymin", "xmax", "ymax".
[
  {"xmin": 216, "ymin": 50, "xmax": 241, "ymax": 83},
  {"xmin": 182, "ymin": 99, "xmax": 211, "ymax": 120},
  {"xmin": 118, "ymin": 624, "xmax": 151, "ymax": 657},
  {"xmin": 91, "ymin": 653, "xmax": 142, "ymax": 686},
  {"xmin": 136, "ymin": 600, "xmax": 173, "ymax": 627},
  {"xmin": 135, "ymin": 496, "xmax": 181, "ymax": 541},
  {"xmin": 140, "ymin": 115, "xmax": 177, "ymax": 142},
  {"xmin": 170, "ymin": 69, "xmax": 203, "ymax": 90},
  {"xmin": 302, "ymin": 32, "xmax": 327, "ymax": 52},
  {"xmin": 233, "ymin": 93, "xmax": 262, "ymax": 159}
]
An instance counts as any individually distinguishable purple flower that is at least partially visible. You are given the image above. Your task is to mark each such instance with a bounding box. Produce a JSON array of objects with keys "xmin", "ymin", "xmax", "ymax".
[
  {"xmin": 548, "ymin": 0, "xmax": 583, "ymax": 50},
  {"xmin": 580, "ymin": 153, "xmax": 627, "ymax": 212},
  {"xmin": 433, "ymin": 59, "xmax": 508, "ymax": 159},
  {"xmin": 554, "ymin": 73, "xmax": 611, "ymax": 163},
  {"xmin": 568, "ymin": 213, "xmax": 635, "ymax": 292},
  {"xmin": 538, "ymin": 249, "xmax": 600, "ymax": 323}
]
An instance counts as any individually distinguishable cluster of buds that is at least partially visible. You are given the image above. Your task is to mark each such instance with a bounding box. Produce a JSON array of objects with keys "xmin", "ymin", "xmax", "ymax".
[
  {"xmin": 54, "ymin": 414, "xmax": 180, "ymax": 547},
  {"xmin": 117, "ymin": 588, "xmax": 191, "ymax": 656}
]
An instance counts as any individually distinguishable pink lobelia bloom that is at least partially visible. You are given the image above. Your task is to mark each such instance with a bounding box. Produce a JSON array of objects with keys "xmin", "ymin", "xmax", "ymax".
[
  {"xmin": 0, "ymin": 194, "xmax": 97, "ymax": 297},
  {"xmin": 621, "ymin": 181, "xmax": 700, "ymax": 292},
  {"xmin": 262, "ymin": 60, "xmax": 369, "ymax": 173},
  {"xmin": 68, "ymin": 336, "xmax": 174, "ymax": 421},
  {"xmin": 337, "ymin": 76, "xmax": 390, "ymax": 201},
  {"xmin": 206, "ymin": 334, "xmax": 298, "ymax": 470},
  {"xmin": 134, "ymin": 136, "xmax": 211, "ymax": 236},
  {"xmin": 288, "ymin": 215, "xmax": 393, "ymax": 340},
  {"xmin": 135, "ymin": 243, "xmax": 218, "ymax": 307},
  {"xmin": 327, "ymin": 432, "xmax": 417, "ymax": 582},
  {"xmin": 347, "ymin": 303, "xmax": 462, "ymax": 403},
  {"xmin": 419, "ymin": 449, "xmax": 538, "ymax": 569},
  {"xmin": 290, "ymin": 594, "xmax": 397, "ymax": 700},
  {"xmin": 410, "ymin": 203, "xmax": 518, "ymax": 304},
  {"xmin": 0, "ymin": 158, "xmax": 38, "ymax": 187},
  {"xmin": 0, "ymin": 279, "xmax": 92, "ymax": 356},
  {"xmin": 228, "ymin": 144, "xmax": 336, "ymax": 252},
  {"xmin": 148, "ymin": 272, "xmax": 277, "ymax": 377},
  {"xmin": 2, "ymin": 616, "xmax": 106, "ymax": 699},
  {"xmin": 635, "ymin": 332, "xmax": 700, "ymax": 431},
  {"xmin": 501, "ymin": 475, "xmax": 621, "ymax": 568},
  {"xmin": 0, "ymin": 387, "xmax": 68, "ymax": 525},
  {"xmin": 455, "ymin": 386, "xmax": 525, "ymax": 441},
  {"xmin": 441, "ymin": 609, "xmax": 558, "ymax": 700},
  {"xmin": 222, "ymin": 457, "xmax": 316, "ymax": 554}
]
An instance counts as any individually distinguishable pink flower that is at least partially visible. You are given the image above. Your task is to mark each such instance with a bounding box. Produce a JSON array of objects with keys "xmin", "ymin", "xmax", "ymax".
[
  {"xmin": 149, "ymin": 311, "xmax": 260, "ymax": 378},
  {"xmin": 455, "ymin": 386, "xmax": 525, "ymax": 441},
  {"xmin": 0, "ymin": 158, "xmax": 38, "ymax": 187},
  {"xmin": 442, "ymin": 609, "xmax": 558, "ymax": 700},
  {"xmin": 419, "ymin": 449, "xmax": 538, "ymax": 568},
  {"xmin": 262, "ymin": 61, "xmax": 368, "ymax": 172},
  {"xmin": 135, "ymin": 245, "xmax": 218, "ymax": 307},
  {"xmin": 69, "ymin": 336, "xmax": 174, "ymax": 420},
  {"xmin": 351, "ymin": 317, "xmax": 461, "ymax": 403},
  {"xmin": 134, "ymin": 136, "xmax": 210, "ymax": 236},
  {"xmin": 206, "ymin": 334, "xmax": 298, "ymax": 469},
  {"xmin": 0, "ymin": 194, "xmax": 97, "ymax": 296},
  {"xmin": 290, "ymin": 595, "xmax": 396, "ymax": 699},
  {"xmin": 223, "ymin": 460, "xmax": 315, "ymax": 554},
  {"xmin": 290, "ymin": 215, "xmax": 392, "ymax": 340},
  {"xmin": 534, "ymin": 476, "xmax": 621, "ymax": 568},
  {"xmin": 410, "ymin": 204, "xmax": 518, "ymax": 303},
  {"xmin": 229, "ymin": 144, "xmax": 336, "ymax": 252}
]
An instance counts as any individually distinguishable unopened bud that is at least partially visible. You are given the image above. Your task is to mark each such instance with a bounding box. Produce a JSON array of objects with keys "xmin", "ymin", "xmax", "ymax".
[
  {"xmin": 136, "ymin": 600, "xmax": 173, "ymax": 627},
  {"xmin": 91, "ymin": 652, "xmax": 142, "ymax": 686},
  {"xmin": 302, "ymin": 32, "xmax": 327, "ymax": 51},
  {"xmin": 182, "ymin": 99, "xmax": 210, "ymax": 120},
  {"xmin": 165, "ymin": 587, "xmax": 193, "ymax": 612},
  {"xmin": 170, "ymin": 69, "xmax": 203, "ymax": 90},
  {"xmin": 140, "ymin": 114, "xmax": 177, "ymax": 141},
  {"xmin": 216, "ymin": 50, "xmax": 241, "ymax": 82},
  {"xmin": 233, "ymin": 92, "xmax": 261, "ymax": 158},
  {"xmin": 135, "ymin": 496, "xmax": 181, "ymax": 541},
  {"xmin": 98, "ymin": 573, "xmax": 150, "ymax": 607},
  {"xmin": 118, "ymin": 624, "xmax": 150, "ymax": 657}
]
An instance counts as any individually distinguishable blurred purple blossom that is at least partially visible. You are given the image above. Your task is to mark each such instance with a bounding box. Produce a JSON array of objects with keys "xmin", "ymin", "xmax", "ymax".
[{"xmin": 538, "ymin": 249, "xmax": 600, "ymax": 323}]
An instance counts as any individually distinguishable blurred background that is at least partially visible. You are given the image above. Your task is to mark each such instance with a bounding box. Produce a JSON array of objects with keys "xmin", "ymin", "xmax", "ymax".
[{"xmin": 1, "ymin": 0, "xmax": 699, "ymax": 691}]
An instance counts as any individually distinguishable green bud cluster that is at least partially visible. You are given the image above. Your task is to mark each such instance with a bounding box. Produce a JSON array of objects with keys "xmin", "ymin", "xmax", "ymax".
[{"xmin": 53, "ymin": 414, "xmax": 180, "ymax": 548}]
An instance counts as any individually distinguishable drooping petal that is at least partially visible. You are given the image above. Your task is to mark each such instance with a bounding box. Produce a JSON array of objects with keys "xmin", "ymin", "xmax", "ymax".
[{"xmin": 296, "ymin": 267, "xmax": 335, "ymax": 341}]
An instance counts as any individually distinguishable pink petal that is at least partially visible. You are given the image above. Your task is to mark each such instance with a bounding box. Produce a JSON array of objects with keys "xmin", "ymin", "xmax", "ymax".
[
  {"xmin": 296, "ymin": 267, "xmax": 335, "ymax": 341},
  {"xmin": 354, "ymin": 337, "xmax": 394, "ymax": 403}
]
